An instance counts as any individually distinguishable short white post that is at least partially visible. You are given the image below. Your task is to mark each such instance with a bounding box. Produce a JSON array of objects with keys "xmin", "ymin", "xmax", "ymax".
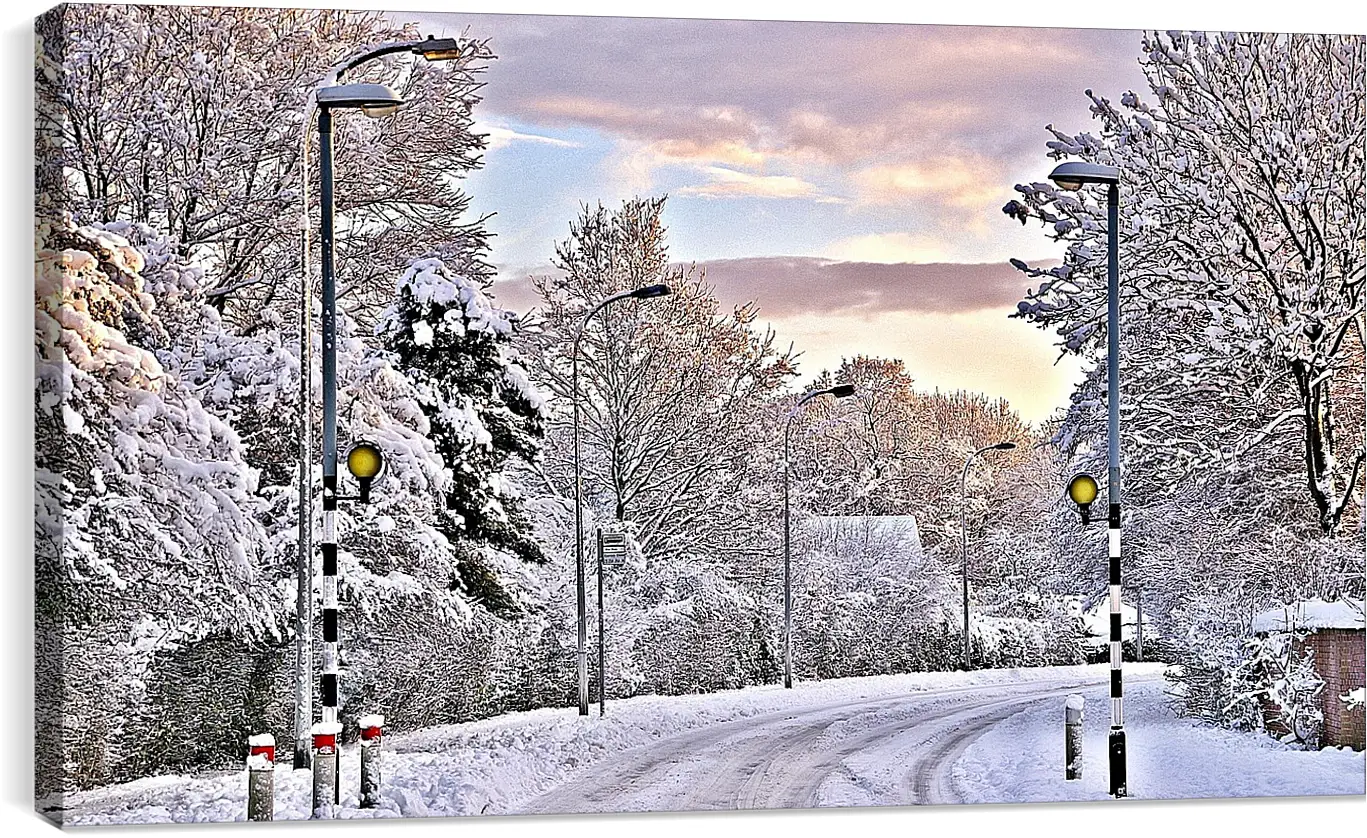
[
  {"xmin": 358, "ymin": 714, "xmax": 384, "ymax": 809},
  {"xmin": 311, "ymin": 721, "xmax": 342, "ymax": 818},
  {"xmin": 246, "ymin": 733, "xmax": 275, "ymax": 821},
  {"xmin": 1065, "ymin": 694, "xmax": 1084, "ymax": 781}
]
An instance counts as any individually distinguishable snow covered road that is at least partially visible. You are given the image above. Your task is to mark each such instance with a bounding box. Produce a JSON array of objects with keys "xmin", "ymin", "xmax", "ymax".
[{"xmin": 519, "ymin": 678, "xmax": 1107, "ymax": 813}]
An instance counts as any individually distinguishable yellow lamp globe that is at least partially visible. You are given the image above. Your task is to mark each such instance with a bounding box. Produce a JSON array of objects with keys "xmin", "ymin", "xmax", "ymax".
[
  {"xmin": 346, "ymin": 442, "xmax": 385, "ymax": 482},
  {"xmin": 1067, "ymin": 473, "xmax": 1099, "ymax": 506}
]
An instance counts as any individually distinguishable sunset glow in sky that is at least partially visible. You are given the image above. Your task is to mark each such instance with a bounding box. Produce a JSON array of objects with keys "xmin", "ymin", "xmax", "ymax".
[{"xmin": 405, "ymin": 11, "xmax": 1153, "ymax": 423}]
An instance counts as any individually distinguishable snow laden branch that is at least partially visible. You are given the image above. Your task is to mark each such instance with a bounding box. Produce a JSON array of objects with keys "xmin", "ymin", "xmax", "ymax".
[{"xmin": 1003, "ymin": 30, "xmax": 1365, "ymax": 535}]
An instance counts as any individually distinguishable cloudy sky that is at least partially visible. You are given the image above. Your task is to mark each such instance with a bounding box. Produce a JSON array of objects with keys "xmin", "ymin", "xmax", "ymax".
[{"xmin": 400, "ymin": 10, "xmax": 1152, "ymax": 423}]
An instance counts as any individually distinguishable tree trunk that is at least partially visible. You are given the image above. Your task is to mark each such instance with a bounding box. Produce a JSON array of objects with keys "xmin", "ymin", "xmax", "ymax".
[{"xmin": 1292, "ymin": 359, "xmax": 1341, "ymax": 533}]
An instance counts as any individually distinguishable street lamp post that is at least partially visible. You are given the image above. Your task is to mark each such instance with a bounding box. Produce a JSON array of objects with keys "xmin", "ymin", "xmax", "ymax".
[
  {"xmin": 307, "ymin": 36, "xmax": 465, "ymax": 743},
  {"xmin": 572, "ymin": 284, "xmax": 672, "ymax": 716},
  {"xmin": 294, "ymin": 111, "xmax": 316, "ymax": 770},
  {"xmin": 782, "ymin": 383, "xmax": 856, "ymax": 689},
  {"xmin": 315, "ymin": 80, "xmax": 405, "ymax": 737},
  {"xmin": 959, "ymin": 441, "xmax": 1016, "ymax": 671},
  {"xmin": 1048, "ymin": 160, "xmax": 1126, "ymax": 798}
]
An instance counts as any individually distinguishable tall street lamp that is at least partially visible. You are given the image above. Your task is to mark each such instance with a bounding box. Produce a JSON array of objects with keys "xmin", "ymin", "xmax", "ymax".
[
  {"xmin": 959, "ymin": 441, "xmax": 1016, "ymax": 671},
  {"xmin": 315, "ymin": 79, "xmax": 405, "ymax": 740},
  {"xmin": 1048, "ymin": 159, "xmax": 1127, "ymax": 798},
  {"xmin": 307, "ymin": 36, "xmax": 465, "ymax": 744},
  {"xmin": 572, "ymin": 284, "xmax": 672, "ymax": 716},
  {"xmin": 782, "ymin": 383, "xmax": 856, "ymax": 689}
]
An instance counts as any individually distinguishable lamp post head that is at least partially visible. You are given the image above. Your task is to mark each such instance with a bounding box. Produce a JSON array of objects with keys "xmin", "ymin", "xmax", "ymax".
[
  {"xmin": 630, "ymin": 283, "xmax": 672, "ymax": 300},
  {"xmin": 317, "ymin": 82, "xmax": 404, "ymax": 118},
  {"xmin": 414, "ymin": 36, "xmax": 463, "ymax": 61},
  {"xmin": 829, "ymin": 383, "xmax": 856, "ymax": 398},
  {"xmin": 992, "ymin": 441, "xmax": 1017, "ymax": 451},
  {"xmin": 1048, "ymin": 161, "xmax": 1120, "ymax": 191}
]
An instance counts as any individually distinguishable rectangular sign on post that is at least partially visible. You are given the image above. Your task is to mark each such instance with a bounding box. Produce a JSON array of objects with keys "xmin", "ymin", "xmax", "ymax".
[{"xmin": 599, "ymin": 531, "xmax": 628, "ymax": 567}]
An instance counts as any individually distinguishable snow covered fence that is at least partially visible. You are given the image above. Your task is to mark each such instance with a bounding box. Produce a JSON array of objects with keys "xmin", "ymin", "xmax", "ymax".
[
  {"xmin": 246, "ymin": 734, "xmax": 274, "ymax": 821},
  {"xmin": 311, "ymin": 721, "xmax": 342, "ymax": 817},
  {"xmin": 359, "ymin": 714, "xmax": 384, "ymax": 809},
  {"xmin": 1065, "ymin": 695, "xmax": 1083, "ymax": 780}
]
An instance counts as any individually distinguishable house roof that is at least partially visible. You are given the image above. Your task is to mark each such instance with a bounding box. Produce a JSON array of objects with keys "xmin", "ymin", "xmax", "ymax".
[
  {"xmin": 1251, "ymin": 598, "xmax": 1365, "ymax": 633},
  {"xmin": 1078, "ymin": 600, "xmax": 1155, "ymax": 648}
]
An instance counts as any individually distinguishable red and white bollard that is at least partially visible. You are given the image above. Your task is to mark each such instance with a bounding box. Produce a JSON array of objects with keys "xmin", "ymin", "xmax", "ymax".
[
  {"xmin": 311, "ymin": 721, "xmax": 342, "ymax": 818},
  {"xmin": 246, "ymin": 733, "xmax": 275, "ymax": 821},
  {"xmin": 358, "ymin": 714, "xmax": 384, "ymax": 809}
]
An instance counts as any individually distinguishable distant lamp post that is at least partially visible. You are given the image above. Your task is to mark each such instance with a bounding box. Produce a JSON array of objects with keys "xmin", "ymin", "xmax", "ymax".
[
  {"xmin": 959, "ymin": 441, "xmax": 1016, "ymax": 671},
  {"xmin": 572, "ymin": 283, "xmax": 672, "ymax": 716},
  {"xmin": 1048, "ymin": 158, "xmax": 1128, "ymax": 799},
  {"xmin": 782, "ymin": 382, "xmax": 856, "ymax": 689}
]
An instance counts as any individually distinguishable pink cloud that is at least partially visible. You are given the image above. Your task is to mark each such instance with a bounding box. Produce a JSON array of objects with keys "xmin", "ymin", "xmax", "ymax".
[{"xmin": 492, "ymin": 256, "xmax": 1045, "ymax": 319}]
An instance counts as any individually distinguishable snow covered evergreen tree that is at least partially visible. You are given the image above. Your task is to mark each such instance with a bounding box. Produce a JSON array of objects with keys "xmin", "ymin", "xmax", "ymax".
[{"xmin": 378, "ymin": 257, "xmax": 549, "ymax": 612}]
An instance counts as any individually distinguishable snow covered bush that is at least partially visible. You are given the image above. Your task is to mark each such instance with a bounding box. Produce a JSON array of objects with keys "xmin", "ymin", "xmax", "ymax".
[
  {"xmin": 1230, "ymin": 631, "xmax": 1326, "ymax": 747},
  {"xmin": 622, "ymin": 554, "xmax": 777, "ymax": 695}
]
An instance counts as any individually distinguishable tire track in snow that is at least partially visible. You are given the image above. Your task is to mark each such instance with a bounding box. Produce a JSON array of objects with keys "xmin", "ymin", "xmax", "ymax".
[
  {"xmin": 902, "ymin": 692, "xmax": 1076, "ymax": 805},
  {"xmin": 768, "ymin": 684, "xmax": 1090, "ymax": 809},
  {"xmin": 521, "ymin": 693, "xmax": 917, "ymax": 814}
]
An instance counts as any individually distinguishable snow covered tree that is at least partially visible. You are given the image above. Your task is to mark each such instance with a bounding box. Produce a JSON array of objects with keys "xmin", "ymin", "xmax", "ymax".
[
  {"xmin": 527, "ymin": 197, "xmax": 797, "ymax": 565},
  {"xmin": 35, "ymin": 219, "xmax": 282, "ymax": 790},
  {"xmin": 796, "ymin": 357, "xmax": 1032, "ymax": 548},
  {"xmin": 378, "ymin": 257, "xmax": 548, "ymax": 610},
  {"xmin": 1003, "ymin": 33, "xmax": 1364, "ymax": 727},
  {"xmin": 1003, "ymin": 31, "xmax": 1365, "ymax": 535},
  {"xmin": 35, "ymin": 3, "xmax": 494, "ymax": 328}
]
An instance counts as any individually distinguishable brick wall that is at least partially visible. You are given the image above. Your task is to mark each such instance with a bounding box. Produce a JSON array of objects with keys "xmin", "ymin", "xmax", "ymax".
[{"xmin": 1299, "ymin": 629, "xmax": 1365, "ymax": 750}]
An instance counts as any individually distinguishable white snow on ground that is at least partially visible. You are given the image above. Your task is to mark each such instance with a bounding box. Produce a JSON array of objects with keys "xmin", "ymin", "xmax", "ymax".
[
  {"xmin": 51, "ymin": 664, "xmax": 1364, "ymax": 825},
  {"xmin": 954, "ymin": 672, "xmax": 1365, "ymax": 802}
]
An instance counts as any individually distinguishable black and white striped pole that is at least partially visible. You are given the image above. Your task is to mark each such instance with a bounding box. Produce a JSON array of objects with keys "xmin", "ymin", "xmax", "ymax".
[
  {"xmin": 1052, "ymin": 159, "xmax": 1126, "ymax": 799},
  {"xmin": 317, "ymin": 81, "xmax": 406, "ymax": 744},
  {"xmin": 306, "ymin": 36, "xmax": 466, "ymax": 812}
]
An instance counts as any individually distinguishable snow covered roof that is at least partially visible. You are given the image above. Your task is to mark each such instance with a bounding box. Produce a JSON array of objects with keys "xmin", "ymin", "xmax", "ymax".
[
  {"xmin": 1251, "ymin": 598, "xmax": 1365, "ymax": 634},
  {"xmin": 808, "ymin": 515, "xmax": 920, "ymax": 539},
  {"xmin": 1078, "ymin": 600, "xmax": 1155, "ymax": 649},
  {"xmin": 805, "ymin": 515, "xmax": 923, "ymax": 557}
]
